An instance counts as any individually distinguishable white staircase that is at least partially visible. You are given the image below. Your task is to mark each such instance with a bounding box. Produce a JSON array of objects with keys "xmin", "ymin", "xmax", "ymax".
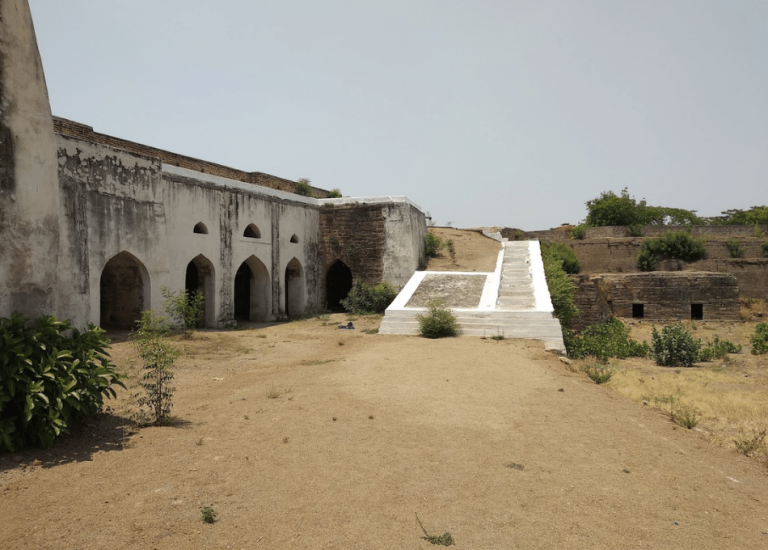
[{"xmin": 379, "ymin": 240, "xmax": 566, "ymax": 353}]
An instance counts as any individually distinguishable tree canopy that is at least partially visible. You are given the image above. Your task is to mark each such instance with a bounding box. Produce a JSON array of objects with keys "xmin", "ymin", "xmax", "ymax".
[{"xmin": 583, "ymin": 188, "xmax": 702, "ymax": 227}]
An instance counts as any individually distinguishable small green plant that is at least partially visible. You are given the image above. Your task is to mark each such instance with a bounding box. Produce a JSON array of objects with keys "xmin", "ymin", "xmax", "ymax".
[
  {"xmin": 425, "ymin": 231, "xmax": 443, "ymax": 258},
  {"xmin": 161, "ymin": 287, "xmax": 205, "ymax": 338},
  {"xmin": 505, "ymin": 462, "xmax": 525, "ymax": 471},
  {"xmin": 417, "ymin": 300, "xmax": 460, "ymax": 339},
  {"xmin": 752, "ymin": 224, "xmax": 764, "ymax": 238},
  {"xmin": 490, "ymin": 333, "xmax": 505, "ymax": 341},
  {"xmin": 415, "ymin": 513, "xmax": 454, "ymax": 546},
  {"xmin": 670, "ymin": 401, "xmax": 701, "ymax": 429},
  {"xmin": 762, "ymin": 241, "xmax": 768, "ymax": 258},
  {"xmin": 131, "ymin": 311, "xmax": 177, "ymax": 426},
  {"xmin": 725, "ymin": 239, "xmax": 745, "ymax": 258},
  {"xmin": 733, "ymin": 427, "xmax": 767, "ymax": 457},
  {"xmin": 362, "ymin": 328, "xmax": 379, "ymax": 335},
  {"xmin": 627, "ymin": 223, "xmax": 644, "ymax": 237},
  {"xmin": 0, "ymin": 313, "xmax": 125, "ymax": 452},
  {"xmin": 265, "ymin": 384, "xmax": 290, "ymax": 399},
  {"xmin": 340, "ymin": 279, "xmax": 398, "ymax": 314},
  {"xmin": 541, "ymin": 242, "xmax": 580, "ymax": 274},
  {"xmin": 570, "ymin": 225, "xmax": 586, "ymax": 240},
  {"xmin": 328, "ymin": 236, "xmax": 341, "ymax": 251},
  {"xmin": 541, "ymin": 247, "xmax": 579, "ymax": 326},
  {"xmin": 698, "ymin": 335, "xmax": 742, "ymax": 361},
  {"xmin": 295, "ymin": 178, "xmax": 314, "ymax": 197},
  {"xmin": 637, "ymin": 231, "xmax": 706, "ymax": 271},
  {"xmin": 446, "ymin": 239, "xmax": 456, "ymax": 262},
  {"xmin": 565, "ymin": 317, "xmax": 648, "ymax": 362},
  {"xmin": 582, "ymin": 363, "xmax": 615, "ymax": 384},
  {"xmin": 201, "ymin": 505, "xmax": 217, "ymax": 524},
  {"xmin": 326, "ymin": 188, "xmax": 342, "ymax": 198},
  {"xmin": 651, "ymin": 323, "xmax": 701, "ymax": 367},
  {"xmin": 751, "ymin": 322, "xmax": 768, "ymax": 355}
]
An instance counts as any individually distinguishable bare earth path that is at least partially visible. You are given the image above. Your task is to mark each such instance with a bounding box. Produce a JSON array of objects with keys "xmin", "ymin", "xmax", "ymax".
[{"xmin": 1, "ymin": 316, "xmax": 767, "ymax": 549}]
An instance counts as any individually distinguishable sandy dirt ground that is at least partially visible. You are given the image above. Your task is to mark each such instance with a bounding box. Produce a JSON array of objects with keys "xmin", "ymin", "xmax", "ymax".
[
  {"xmin": 425, "ymin": 228, "xmax": 501, "ymax": 272},
  {"xmin": 2, "ymin": 316, "xmax": 768, "ymax": 549}
]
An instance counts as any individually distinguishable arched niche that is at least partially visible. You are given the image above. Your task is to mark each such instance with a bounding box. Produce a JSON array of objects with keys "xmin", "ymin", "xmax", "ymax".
[
  {"xmin": 185, "ymin": 254, "xmax": 216, "ymax": 327},
  {"xmin": 100, "ymin": 251, "xmax": 150, "ymax": 330},
  {"xmin": 234, "ymin": 256, "xmax": 270, "ymax": 322},
  {"xmin": 289, "ymin": 234, "xmax": 299, "ymax": 243},
  {"xmin": 193, "ymin": 222, "xmax": 208, "ymax": 234},
  {"xmin": 284, "ymin": 257, "xmax": 305, "ymax": 318},
  {"xmin": 326, "ymin": 260, "xmax": 353, "ymax": 312},
  {"xmin": 243, "ymin": 224, "xmax": 261, "ymax": 239}
]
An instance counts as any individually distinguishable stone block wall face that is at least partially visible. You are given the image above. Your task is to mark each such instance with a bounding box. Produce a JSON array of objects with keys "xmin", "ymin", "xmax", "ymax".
[
  {"xmin": 571, "ymin": 273, "xmax": 741, "ymax": 329},
  {"xmin": 319, "ymin": 204, "xmax": 386, "ymax": 285},
  {"xmin": 53, "ymin": 117, "xmax": 331, "ymax": 198}
]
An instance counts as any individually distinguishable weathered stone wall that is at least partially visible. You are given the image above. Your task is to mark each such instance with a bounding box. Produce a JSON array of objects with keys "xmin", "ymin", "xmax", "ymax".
[
  {"xmin": 53, "ymin": 117, "xmax": 331, "ymax": 198},
  {"xmin": 571, "ymin": 272, "xmax": 741, "ymax": 329},
  {"xmin": 520, "ymin": 224, "xmax": 768, "ymax": 242}
]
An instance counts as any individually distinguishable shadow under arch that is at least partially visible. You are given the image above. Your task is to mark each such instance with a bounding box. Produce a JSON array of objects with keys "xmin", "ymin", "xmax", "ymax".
[
  {"xmin": 100, "ymin": 251, "xmax": 151, "ymax": 330},
  {"xmin": 186, "ymin": 254, "xmax": 216, "ymax": 327},
  {"xmin": 326, "ymin": 260, "xmax": 353, "ymax": 312},
  {"xmin": 285, "ymin": 257, "xmax": 305, "ymax": 318},
  {"xmin": 234, "ymin": 255, "xmax": 270, "ymax": 321}
]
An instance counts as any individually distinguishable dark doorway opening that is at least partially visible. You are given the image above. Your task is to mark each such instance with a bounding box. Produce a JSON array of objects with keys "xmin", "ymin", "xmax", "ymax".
[
  {"xmin": 234, "ymin": 263, "xmax": 253, "ymax": 321},
  {"xmin": 691, "ymin": 303, "xmax": 703, "ymax": 320},
  {"xmin": 326, "ymin": 261, "xmax": 353, "ymax": 312},
  {"xmin": 100, "ymin": 251, "xmax": 147, "ymax": 330},
  {"xmin": 185, "ymin": 262, "xmax": 199, "ymax": 297},
  {"xmin": 284, "ymin": 258, "xmax": 304, "ymax": 318},
  {"xmin": 632, "ymin": 303, "xmax": 644, "ymax": 319}
]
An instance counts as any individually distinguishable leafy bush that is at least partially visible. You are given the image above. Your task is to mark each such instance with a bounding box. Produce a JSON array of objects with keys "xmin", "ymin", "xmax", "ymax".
[
  {"xmin": 162, "ymin": 287, "xmax": 204, "ymax": 338},
  {"xmin": 0, "ymin": 313, "xmax": 124, "ymax": 452},
  {"xmin": 417, "ymin": 300, "xmax": 460, "ymax": 338},
  {"xmin": 446, "ymin": 239, "xmax": 456, "ymax": 262},
  {"xmin": 340, "ymin": 280, "xmax": 398, "ymax": 314},
  {"xmin": 570, "ymin": 225, "xmax": 586, "ymax": 240},
  {"xmin": 425, "ymin": 232, "xmax": 443, "ymax": 257},
  {"xmin": 326, "ymin": 188, "xmax": 342, "ymax": 198},
  {"xmin": 651, "ymin": 323, "xmax": 701, "ymax": 367},
  {"xmin": 295, "ymin": 178, "xmax": 314, "ymax": 197},
  {"xmin": 637, "ymin": 231, "xmax": 706, "ymax": 271},
  {"xmin": 670, "ymin": 401, "xmax": 701, "ymax": 429},
  {"xmin": 541, "ymin": 247, "xmax": 579, "ymax": 326},
  {"xmin": 584, "ymin": 188, "xmax": 701, "ymax": 227},
  {"xmin": 565, "ymin": 317, "xmax": 649, "ymax": 363},
  {"xmin": 751, "ymin": 322, "xmax": 768, "ymax": 355},
  {"xmin": 627, "ymin": 223, "xmax": 644, "ymax": 237},
  {"xmin": 725, "ymin": 239, "xmax": 744, "ymax": 258},
  {"xmin": 762, "ymin": 241, "xmax": 768, "ymax": 258},
  {"xmin": 582, "ymin": 364, "xmax": 615, "ymax": 384},
  {"xmin": 698, "ymin": 335, "xmax": 742, "ymax": 361},
  {"xmin": 541, "ymin": 242, "xmax": 580, "ymax": 274},
  {"xmin": 130, "ymin": 311, "xmax": 177, "ymax": 425}
]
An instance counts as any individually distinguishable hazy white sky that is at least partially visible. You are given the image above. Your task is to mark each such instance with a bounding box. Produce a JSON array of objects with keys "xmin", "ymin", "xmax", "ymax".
[{"xmin": 29, "ymin": 0, "xmax": 767, "ymax": 229}]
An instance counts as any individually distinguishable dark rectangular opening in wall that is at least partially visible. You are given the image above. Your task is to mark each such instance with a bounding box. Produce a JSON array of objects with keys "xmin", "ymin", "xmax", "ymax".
[
  {"xmin": 632, "ymin": 303, "xmax": 644, "ymax": 319},
  {"xmin": 691, "ymin": 303, "xmax": 703, "ymax": 320}
]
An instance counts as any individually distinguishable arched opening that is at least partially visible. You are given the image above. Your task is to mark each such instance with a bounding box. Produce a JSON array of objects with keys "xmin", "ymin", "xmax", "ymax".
[
  {"xmin": 326, "ymin": 260, "xmax": 353, "ymax": 312},
  {"xmin": 186, "ymin": 255, "xmax": 215, "ymax": 327},
  {"xmin": 193, "ymin": 222, "xmax": 208, "ymax": 234},
  {"xmin": 100, "ymin": 251, "xmax": 150, "ymax": 330},
  {"xmin": 284, "ymin": 258, "xmax": 305, "ymax": 318},
  {"xmin": 243, "ymin": 224, "xmax": 261, "ymax": 239},
  {"xmin": 290, "ymin": 234, "xmax": 299, "ymax": 243},
  {"xmin": 234, "ymin": 256, "xmax": 270, "ymax": 322}
]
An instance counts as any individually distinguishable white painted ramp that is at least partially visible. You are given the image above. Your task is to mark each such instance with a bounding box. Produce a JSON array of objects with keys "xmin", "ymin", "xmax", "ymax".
[{"xmin": 379, "ymin": 240, "xmax": 566, "ymax": 354}]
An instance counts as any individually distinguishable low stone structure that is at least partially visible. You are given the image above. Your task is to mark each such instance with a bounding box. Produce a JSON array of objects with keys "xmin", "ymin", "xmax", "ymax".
[{"xmin": 571, "ymin": 272, "xmax": 741, "ymax": 329}]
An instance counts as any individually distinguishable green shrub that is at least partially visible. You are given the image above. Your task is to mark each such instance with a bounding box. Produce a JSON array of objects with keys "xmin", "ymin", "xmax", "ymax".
[
  {"xmin": 541, "ymin": 242, "xmax": 580, "ymax": 274},
  {"xmin": 417, "ymin": 300, "xmax": 460, "ymax": 338},
  {"xmin": 637, "ymin": 231, "xmax": 706, "ymax": 271},
  {"xmin": 751, "ymin": 322, "xmax": 768, "ymax": 355},
  {"xmin": 326, "ymin": 188, "xmax": 342, "ymax": 198},
  {"xmin": 582, "ymin": 363, "xmax": 615, "ymax": 384},
  {"xmin": 565, "ymin": 317, "xmax": 649, "ymax": 362},
  {"xmin": 762, "ymin": 241, "xmax": 768, "ymax": 258},
  {"xmin": 340, "ymin": 280, "xmax": 398, "ymax": 314},
  {"xmin": 130, "ymin": 311, "xmax": 177, "ymax": 426},
  {"xmin": 162, "ymin": 287, "xmax": 204, "ymax": 338},
  {"xmin": 541, "ymin": 249, "xmax": 579, "ymax": 326},
  {"xmin": 446, "ymin": 239, "xmax": 456, "ymax": 262},
  {"xmin": 425, "ymin": 232, "xmax": 443, "ymax": 257},
  {"xmin": 698, "ymin": 335, "xmax": 742, "ymax": 361},
  {"xmin": 295, "ymin": 178, "xmax": 314, "ymax": 197},
  {"xmin": 670, "ymin": 401, "xmax": 701, "ymax": 429},
  {"xmin": 627, "ymin": 223, "xmax": 644, "ymax": 237},
  {"xmin": 570, "ymin": 225, "xmax": 586, "ymax": 240},
  {"xmin": 725, "ymin": 239, "xmax": 744, "ymax": 258},
  {"xmin": 0, "ymin": 313, "xmax": 124, "ymax": 452},
  {"xmin": 651, "ymin": 323, "xmax": 701, "ymax": 367}
]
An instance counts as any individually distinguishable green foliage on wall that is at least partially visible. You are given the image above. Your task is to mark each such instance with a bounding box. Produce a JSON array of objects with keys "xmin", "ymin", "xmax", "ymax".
[
  {"xmin": 637, "ymin": 231, "xmax": 706, "ymax": 271},
  {"xmin": 295, "ymin": 178, "xmax": 314, "ymax": 197},
  {"xmin": 541, "ymin": 245, "xmax": 579, "ymax": 326},
  {"xmin": 541, "ymin": 242, "xmax": 580, "ymax": 274},
  {"xmin": 341, "ymin": 280, "xmax": 398, "ymax": 314}
]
